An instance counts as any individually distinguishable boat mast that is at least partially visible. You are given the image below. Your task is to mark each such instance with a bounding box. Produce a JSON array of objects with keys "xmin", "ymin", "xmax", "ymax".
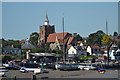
[{"xmin": 62, "ymin": 13, "xmax": 65, "ymax": 62}]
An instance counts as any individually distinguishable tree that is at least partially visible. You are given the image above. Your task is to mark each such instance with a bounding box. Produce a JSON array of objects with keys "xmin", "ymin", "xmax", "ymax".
[
  {"xmin": 101, "ymin": 34, "xmax": 112, "ymax": 45},
  {"xmin": 2, "ymin": 38, "xmax": 21, "ymax": 48},
  {"xmin": 118, "ymin": 42, "xmax": 120, "ymax": 49},
  {"xmin": 31, "ymin": 48, "xmax": 45, "ymax": 53},
  {"xmin": 2, "ymin": 55, "xmax": 12, "ymax": 63},
  {"xmin": 96, "ymin": 30, "xmax": 105, "ymax": 36},
  {"xmin": 29, "ymin": 32, "xmax": 39, "ymax": 46},
  {"xmin": 86, "ymin": 30, "xmax": 105, "ymax": 46},
  {"xmin": 44, "ymin": 43, "xmax": 50, "ymax": 53},
  {"xmin": 11, "ymin": 40, "xmax": 21, "ymax": 48},
  {"xmin": 2, "ymin": 38, "xmax": 9, "ymax": 47},
  {"xmin": 113, "ymin": 32, "xmax": 118, "ymax": 36},
  {"xmin": 75, "ymin": 34, "xmax": 83, "ymax": 41},
  {"xmin": 52, "ymin": 49, "xmax": 63, "ymax": 54},
  {"xmin": 101, "ymin": 34, "xmax": 113, "ymax": 64}
]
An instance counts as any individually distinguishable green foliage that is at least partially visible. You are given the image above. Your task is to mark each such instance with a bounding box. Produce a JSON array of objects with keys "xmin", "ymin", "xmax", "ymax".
[
  {"xmin": 75, "ymin": 34, "xmax": 83, "ymax": 41},
  {"xmin": 31, "ymin": 48, "xmax": 45, "ymax": 53},
  {"xmin": 90, "ymin": 55, "xmax": 97, "ymax": 58},
  {"xmin": 73, "ymin": 56, "xmax": 79, "ymax": 62},
  {"xmin": 29, "ymin": 32, "xmax": 39, "ymax": 46},
  {"xmin": 2, "ymin": 55, "xmax": 12, "ymax": 63},
  {"xmin": 11, "ymin": 54, "xmax": 21, "ymax": 60},
  {"xmin": 11, "ymin": 41, "xmax": 21, "ymax": 48},
  {"xmin": 52, "ymin": 49, "xmax": 63, "ymax": 54},
  {"xmin": 2, "ymin": 38, "xmax": 21, "ymax": 48},
  {"xmin": 1, "ymin": 38, "xmax": 7, "ymax": 47},
  {"xmin": 31, "ymin": 43, "xmax": 51, "ymax": 53},
  {"xmin": 96, "ymin": 30, "xmax": 105, "ymax": 36},
  {"xmin": 54, "ymin": 54, "xmax": 63, "ymax": 57},
  {"xmin": 101, "ymin": 34, "xmax": 112, "ymax": 44},
  {"xmin": 113, "ymin": 32, "xmax": 118, "ymax": 36},
  {"xmin": 0, "ymin": 56, "xmax": 3, "ymax": 61},
  {"xmin": 86, "ymin": 30, "xmax": 105, "ymax": 46},
  {"xmin": 51, "ymin": 49, "xmax": 63, "ymax": 57},
  {"xmin": 118, "ymin": 42, "xmax": 120, "ymax": 49},
  {"xmin": 80, "ymin": 55, "xmax": 97, "ymax": 60},
  {"xmin": 44, "ymin": 43, "xmax": 50, "ymax": 52},
  {"xmin": 80, "ymin": 56, "xmax": 89, "ymax": 60},
  {"xmin": 1, "ymin": 54, "xmax": 22, "ymax": 63}
]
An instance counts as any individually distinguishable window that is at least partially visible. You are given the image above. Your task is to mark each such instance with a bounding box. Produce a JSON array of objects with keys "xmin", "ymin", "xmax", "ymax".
[
  {"xmin": 72, "ymin": 51, "xmax": 74, "ymax": 53},
  {"xmin": 42, "ymin": 31, "xmax": 44, "ymax": 34},
  {"xmin": 95, "ymin": 49, "xmax": 97, "ymax": 51}
]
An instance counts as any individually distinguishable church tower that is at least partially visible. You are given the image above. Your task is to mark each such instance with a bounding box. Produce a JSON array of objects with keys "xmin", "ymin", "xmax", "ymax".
[
  {"xmin": 44, "ymin": 13, "xmax": 49, "ymax": 25},
  {"xmin": 38, "ymin": 13, "xmax": 55, "ymax": 44}
]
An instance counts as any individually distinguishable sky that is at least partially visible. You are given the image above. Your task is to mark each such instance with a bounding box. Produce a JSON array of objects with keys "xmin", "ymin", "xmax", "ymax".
[{"xmin": 2, "ymin": 2, "xmax": 118, "ymax": 40}]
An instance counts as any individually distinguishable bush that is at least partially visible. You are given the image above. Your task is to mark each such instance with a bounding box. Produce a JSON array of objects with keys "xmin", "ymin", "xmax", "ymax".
[
  {"xmin": 2, "ymin": 55, "xmax": 12, "ymax": 63},
  {"xmin": 31, "ymin": 48, "xmax": 45, "ymax": 53}
]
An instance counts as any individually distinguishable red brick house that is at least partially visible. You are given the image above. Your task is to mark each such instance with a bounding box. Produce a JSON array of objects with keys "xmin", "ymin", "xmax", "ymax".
[{"xmin": 47, "ymin": 32, "xmax": 77, "ymax": 50}]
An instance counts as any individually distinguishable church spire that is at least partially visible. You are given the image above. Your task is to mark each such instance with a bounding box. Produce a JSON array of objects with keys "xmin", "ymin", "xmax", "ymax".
[{"xmin": 44, "ymin": 12, "xmax": 49, "ymax": 25}]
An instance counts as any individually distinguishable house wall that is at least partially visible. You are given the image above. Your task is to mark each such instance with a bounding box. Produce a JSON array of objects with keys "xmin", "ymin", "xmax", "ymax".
[
  {"xmin": 4, "ymin": 49, "xmax": 21, "ymax": 54},
  {"xmin": 49, "ymin": 42, "xmax": 61, "ymax": 50},
  {"xmin": 68, "ymin": 46, "xmax": 77, "ymax": 54},
  {"xmin": 87, "ymin": 46, "xmax": 92, "ymax": 55},
  {"xmin": 114, "ymin": 49, "xmax": 120, "ymax": 60},
  {"xmin": 77, "ymin": 50, "xmax": 87, "ymax": 57},
  {"xmin": 64, "ymin": 33, "xmax": 72, "ymax": 39},
  {"xmin": 110, "ymin": 50, "xmax": 115, "ymax": 60}
]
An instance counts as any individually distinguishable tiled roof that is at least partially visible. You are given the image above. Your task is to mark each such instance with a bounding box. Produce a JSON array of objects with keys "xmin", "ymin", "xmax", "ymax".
[
  {"xmin": 21, "ymin": 40, "xmax": 36, "ymax": 49},
  {"xmin": 58, "ymin": 38, "xmax": 69, "ymax": 45},
  {"xmin": 47, "ymin": 32, "xmax": 68, "ymax": 43},
  {"xmin": 90, "ymin": 45, "xmax": 100, "ymax": 49},
  {"xmin": 101, "ymin": 48, "xmax": 107, "ymax": 51},
  {"xmin": 67, "ymin": 45, "xmax": 72, "ymax": 49},
  {"xmin": 77, "ymin": 41, "xmax": 82, "ymax": 44},
  {"xmin": 19, "ymin": 40, "xmax": 25, "ymax": 44},
  {"xmin": 67, "ymin": 37, "xmax": 74, "ymax": 45},
  {"xmin": 115, "ymin": 39, "xmax": 120, "ymax": 42}
]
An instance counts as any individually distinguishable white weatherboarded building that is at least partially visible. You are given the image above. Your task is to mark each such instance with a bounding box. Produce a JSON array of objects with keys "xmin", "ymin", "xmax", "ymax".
[{"xmin": 68, "ymin": 46, "xmax": 87, "ymax": 58}]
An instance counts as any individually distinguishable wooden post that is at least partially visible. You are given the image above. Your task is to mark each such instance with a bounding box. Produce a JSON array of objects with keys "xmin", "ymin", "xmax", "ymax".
[{"xmin": 33, "ymin": 74, "xmax": 36, "ymax": 80}]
